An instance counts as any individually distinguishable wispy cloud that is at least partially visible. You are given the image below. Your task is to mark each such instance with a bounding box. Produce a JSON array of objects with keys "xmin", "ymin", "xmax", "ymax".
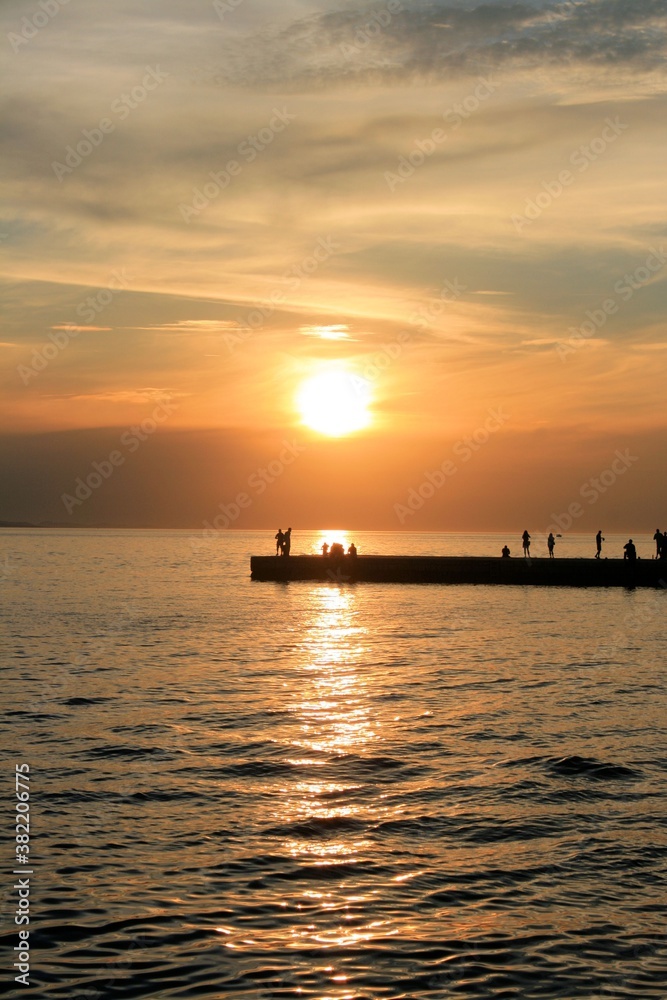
[
  {"xmin": 132, "ymin": 320, "xmax": 241, "ymax": 334},
  {"xmin": 52, "ymin": 324, "xmax": 111, "ymax": 332},
  {"xmin": 299, "ymin": 324, "xmax": 352, "ymax": 340},
  {"xmin": 47, "ymin": 388, "xmax": 183, "ymax": 404}
]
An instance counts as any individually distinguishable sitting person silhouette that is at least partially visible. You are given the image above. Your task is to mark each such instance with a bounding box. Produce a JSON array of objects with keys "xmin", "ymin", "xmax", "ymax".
[
  {"xmin": 501, "ymin": 545, "xmax": 511, "ymax": 558},
  {"xmin": 623, "ymin": 538, "xmax": 636, "ymax": 561},
  {"xmin": 347, "ymin": 543, "xmax": 357, "ymax": 558}
]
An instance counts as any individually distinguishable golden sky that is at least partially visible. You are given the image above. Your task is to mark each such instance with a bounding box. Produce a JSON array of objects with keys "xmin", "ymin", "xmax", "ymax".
[{"xmin": 1, "ymin": 0, "xmax": 666, "ymax": 528}]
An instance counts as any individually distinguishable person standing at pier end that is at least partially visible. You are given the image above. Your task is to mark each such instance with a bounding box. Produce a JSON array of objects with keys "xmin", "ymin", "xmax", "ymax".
[
  {"xmin": 595, "ymin": 530, "xmax": 604, "ymax": 559},
  {"xmin": 547, "ymin": 533, "xmax": 555, "ymax": 558},
  {"xmin": 275, "ymin": 528, "xmax": 284, "ymax": 555},
  {"xmin": 283, "ymin": 527, "xmax": 292, "ymax": 556},
  {"xmin": 522, "ymin": 530, "xmax": 531, "ymax": 557},
  {"xmin": 654, "ymin": 529, "xmax": 663, "ymax": 559}
]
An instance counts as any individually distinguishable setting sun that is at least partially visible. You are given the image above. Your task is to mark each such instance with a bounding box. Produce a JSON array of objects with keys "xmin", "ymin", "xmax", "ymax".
[{"xmin": 296, "ymin": 369, "xmax": 372, "ymax": 437}]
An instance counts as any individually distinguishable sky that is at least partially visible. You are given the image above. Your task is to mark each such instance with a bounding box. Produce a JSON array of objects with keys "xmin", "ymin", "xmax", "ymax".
[{"xmin": 1, "ymin": 0, "xmax": 666, "ymax": 530}]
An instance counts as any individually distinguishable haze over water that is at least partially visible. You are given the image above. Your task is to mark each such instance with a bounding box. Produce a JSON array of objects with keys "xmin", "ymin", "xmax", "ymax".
[{"xmin": 4, "ymin": 529, "xmax": 667, "ymax": 999}]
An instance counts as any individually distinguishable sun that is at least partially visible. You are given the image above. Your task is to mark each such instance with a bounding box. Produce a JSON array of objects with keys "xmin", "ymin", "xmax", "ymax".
[{"xmin": 296, "ymin": 369, "xmax": 372, "ymax": 437}]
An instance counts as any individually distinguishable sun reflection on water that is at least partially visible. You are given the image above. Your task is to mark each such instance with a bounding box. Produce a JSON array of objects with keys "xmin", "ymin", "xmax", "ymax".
[
  {"xmin": 291, "ymin": 587, "xmax": 375, "ymax": 756},
  {"xmin": 268, "ymin": 585, "xmax": 396, "ymax": 961}
]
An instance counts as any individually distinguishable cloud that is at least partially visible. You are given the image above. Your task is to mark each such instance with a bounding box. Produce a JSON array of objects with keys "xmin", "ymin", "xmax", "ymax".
[
  {"xmin": 521, "ymin": 337, "xmax": 566, "ymax": 345},
  {"xmin": 47, "ymin": 387, "xmax": 182, "ymax": 404},
  {"xmin": 207, "ymin": 0, "xmax": 667, "ymax": 89},
  {"xmin": 52, "ymin": 324, "xmax": 111, "ymax": 332},
  {"xmin": 132, "ymin": 320, "xmax": 241, "ymax": 334},
  {"xmin": 299, "ymin": 324, "xmax": 352, "ymax": 339}
]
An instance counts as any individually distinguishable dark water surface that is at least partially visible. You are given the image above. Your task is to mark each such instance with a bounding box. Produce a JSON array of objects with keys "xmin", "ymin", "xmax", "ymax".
[{"xmin": 2, "ymin": 530, "xmax": 667, "ymax": 999}]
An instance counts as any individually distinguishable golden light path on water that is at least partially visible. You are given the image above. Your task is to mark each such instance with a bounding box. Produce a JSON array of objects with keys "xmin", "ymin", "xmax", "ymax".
[
  {"xmin": 274, "ymin": 585, "xmax": 408, "ymax": 986},
  {"xmin": 289, "ymin": 588, "xmax": 379, "ymax": 948}
]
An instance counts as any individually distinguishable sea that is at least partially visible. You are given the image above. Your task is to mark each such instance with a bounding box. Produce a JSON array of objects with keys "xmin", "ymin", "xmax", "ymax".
[{"xmin": 2, "ymin": 529, "xmax": 667, "ymax": 999}]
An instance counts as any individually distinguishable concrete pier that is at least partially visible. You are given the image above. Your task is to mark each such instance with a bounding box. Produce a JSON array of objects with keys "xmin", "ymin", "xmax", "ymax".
[{"xmin": 251, "ymin": 555, "xmax": 667, "ymax": 589}]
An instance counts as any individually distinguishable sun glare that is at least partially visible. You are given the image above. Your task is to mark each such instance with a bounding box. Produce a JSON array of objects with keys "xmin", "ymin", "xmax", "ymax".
[{"xmin": 296, "ymin": 369, "xmax": 371, "ymax": 437}]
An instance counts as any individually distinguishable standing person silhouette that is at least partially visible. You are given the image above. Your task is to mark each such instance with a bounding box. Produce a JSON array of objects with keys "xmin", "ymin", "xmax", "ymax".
[
  {"xmin": 283, "ymin": 527, "xmax": 292, "ymax": 556},
  {"xmin": 547, "ymin": 532, "xmax": 555, "ymax": 558},
  {"xmin": 595, "ymin": 530, "xmax": 604, "ymax": 559},
  {"xmin": 522, "ymin": 530, "xmax": 531, "ymax": 557},
  {"xmin": 654, "ymin": 529, "xmax": 662, "ymax": 559},
  {"xmin": 275, "ymin": 528, "xmax": 284, "ymax": 555}
]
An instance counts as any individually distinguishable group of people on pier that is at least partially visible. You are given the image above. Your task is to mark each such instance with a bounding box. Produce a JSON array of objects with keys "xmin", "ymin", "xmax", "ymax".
[
  {"xmin": 274, "ymin": 529, "xmax": 666, "ymax": 561},
  {"xmin": 274, "ymin": 529, "xmax": 357, "ymax": 559},
  {"xmin": 322, "ymin": 541, "xmax": 357, "ymax": 559},
  {"xmin": 504, "ymin": 529, "xmax": 666, "ymax": 560}
]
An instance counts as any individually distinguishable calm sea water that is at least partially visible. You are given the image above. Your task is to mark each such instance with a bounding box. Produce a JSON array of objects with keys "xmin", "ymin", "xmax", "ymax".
[{"xmin": 2, "ymin": 529, "xmax": 667, "ymax": 999}]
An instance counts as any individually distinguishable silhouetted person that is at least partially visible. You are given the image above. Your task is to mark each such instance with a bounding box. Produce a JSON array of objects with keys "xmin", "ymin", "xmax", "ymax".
[
  {"xmin": 623, "ymin": 538, "xmax": 636, "ymax": 561},
  {"xmin": 275, "ymin": 528, "xmax": 284, "ymax": 555},
  {"xmin": 321, "ymin": 542, "xmax": 329, "ymax": 557},
  {"xmin": 283, "ymin": 527, "xmax": 292, "ymax": 556},
  {"xmin": 522, "ymin": 530, "xmax": 531, "ymax": 557},
  {"xmin": 654, "ymin": 529, "xmax": 662, "ymax": 559},
  {"xmin": 660, "ymin": 534, "xmax": 667, "ymax": 560},
  {"xmin": 595, "ymin": 530, "xmax": 604, "ymax": 558},
  {"xmin": 329, "ymin": 542, "xmax": 344, "ymax": 560},
  {"xmin": 501, "ymin": 545, "xmax": 511, "ymax": 558},
  {"xmin": 347, "ymin": 543, "xmax": 357, "ymax": 558},
  {"xmin": 547, "ymin": 532, "xmax": 555, "ymax": 558}
]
